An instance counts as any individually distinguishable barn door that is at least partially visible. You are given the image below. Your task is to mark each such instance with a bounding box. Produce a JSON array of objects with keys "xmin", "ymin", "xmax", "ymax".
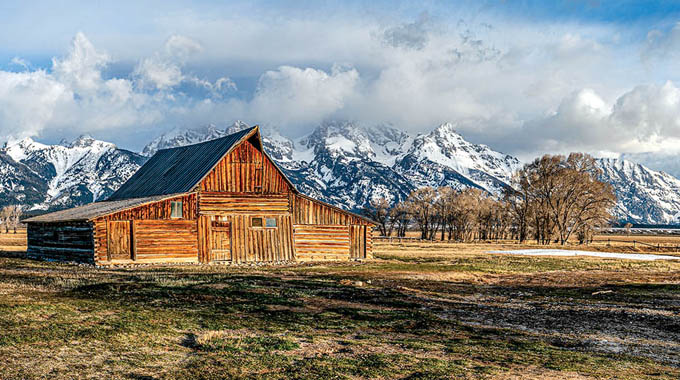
[
  {"xmin": 349, "ymin": 225, "xmax": 367, "ymax": 259},
  {"xmin": 210, "ymin": 219, "xmax": 232, "ymax": 261},
  {"xmin": 108, "ymin": 221, "xmax": 132, "ymax": 260}
]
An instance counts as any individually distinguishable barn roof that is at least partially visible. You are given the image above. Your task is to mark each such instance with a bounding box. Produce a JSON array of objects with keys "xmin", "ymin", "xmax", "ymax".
[
  {"xmin": 24, "ymin": 193, "xmax": 187, "ymax": 223},
  {"xmin": 107, "ymin": 126, "xmax": 259, "ymax": 201}
]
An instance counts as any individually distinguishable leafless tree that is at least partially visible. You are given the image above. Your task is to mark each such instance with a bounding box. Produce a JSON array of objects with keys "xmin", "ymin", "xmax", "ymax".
[
  {"xmin": 389, "ymin": 202, "xmax": 411, "ymax": 237},
  {"xmin": 405, "ymin": 187, "xmax": 438, "ymax": 239},
  {"xmin": 363, "ymin": 198, "xmax": 391, "ymax": 236},
  {"xmin": 515, "ymin": 153, "xmax": 615, "ymax": 245},
  {"xmin": 624, "ymin": 222, "xmax": 633, "ymax": 236},
  {"xmin": 1, "ymin": 205, "xmax": 22, "ymax": 234},
  {"xmin": 10, "ymin": 205, "xmax": 22, "ymax": 233}
]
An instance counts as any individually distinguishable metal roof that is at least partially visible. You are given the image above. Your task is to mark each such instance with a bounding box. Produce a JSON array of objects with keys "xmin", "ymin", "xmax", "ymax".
[
  {"xmin": 107, "ymin": 127, "xmax": 256, "ymax": 201},
  {"xmin": 24, "ymin": 193, "xmax": 187, "ymax": 223}
]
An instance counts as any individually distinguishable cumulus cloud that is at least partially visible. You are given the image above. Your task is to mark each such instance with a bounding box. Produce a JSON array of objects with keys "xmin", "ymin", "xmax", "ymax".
[
  {"xmin": 382, "ymin": 12, "xmax": 431, "ymax": 50},
  {"xmin": 642, "ymin": 22, "xmax": 680, "ymax": 61},
  {"xmin": 52, "ymin": 32, "xmax": 111, "ymax": 95},
  {"xmin": 0, "ymin": 70, "xmax": 70, "ymax": 139},
  {"xmin": 495, "ymin": 82, "xmax": 680, "ymax": 163},
  {"xmin": 249, "ymin": 65, "xmax": 359, "ymax": 127},
  {"xmin": 133, "ymin": 35, "xmax": 203, "ymax": 90},
  {"xmin": 1, "ymin": 7, "xmax": 680, "ymax": 169},
  {"xmin": 0, "ymin": 33, "xmax": 164, "ymax": 141}
]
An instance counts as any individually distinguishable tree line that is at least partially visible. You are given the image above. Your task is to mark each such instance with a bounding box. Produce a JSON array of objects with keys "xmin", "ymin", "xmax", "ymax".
[
  {"xmin": 364, "ymin": 153, "xmax": 616, "ymax": 245},
  {"xmin": 1, "ymin": 205, "xmax": 23, "ymax": 234}
]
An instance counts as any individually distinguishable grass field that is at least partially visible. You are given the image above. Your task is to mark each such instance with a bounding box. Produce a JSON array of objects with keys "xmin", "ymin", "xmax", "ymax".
[{"xmin": 1, "ymin": 232, "xmax": 679, "ymax": 379}]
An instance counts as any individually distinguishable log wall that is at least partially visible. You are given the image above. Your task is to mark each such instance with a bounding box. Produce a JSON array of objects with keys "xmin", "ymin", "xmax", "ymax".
[
  {"xmin": 292, "ymin": 194, "xmax": 371, "ymax": 226},
  {"xmin": 27, "ymin": 222, "xmax": 94, "ymax": 263},
  {"xmin": 93, "ymin": 194, "xmax": 199, "ymax": 264},
  {"xmin": 132, "ymin": 220, "xmax": 198, "ymax": 263},
  {"xmin": 199, "ymin": 141, "xmax": 290, "ymax": 194},
  {"xmin": 349, "ymin": 225, "xmax": 374, "ymax": 259},
  {"xmin": 293, "ymin": 225, "xmax": 350, "ymax": 261}
]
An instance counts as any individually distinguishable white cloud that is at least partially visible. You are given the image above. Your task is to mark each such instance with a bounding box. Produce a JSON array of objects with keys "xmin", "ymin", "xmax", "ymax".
[
  {"xmin": 249, "ymin": 65, "xmax": 359, "ymax": 127},
  {"xmin": 9, "ymin": 57, "xmax": 30, "ymax": 70},
  {"xmin": 0, "ymin": 70, "xmax": 69, "ymax": 139},
  {"xmin": 382, "ymin": 12, "xmax": 431, "ymax": 50},
  {"xmin": 51, "ymin": 32, "xmax": 110, "ymax": 95},
  {"xmin": 0, "ymin": 8, "xmax": 679, "ymax": 167},
  {"xmin": 493, "ymin": 82, "xmax": 680, "ymax": 163},
  {"xmin": 133, "ymin": 34, "xmax": 203, "ymax": 90},
  {"xmin": 0, "ymin": 33, "xmax": 162, "ymax": 141}
]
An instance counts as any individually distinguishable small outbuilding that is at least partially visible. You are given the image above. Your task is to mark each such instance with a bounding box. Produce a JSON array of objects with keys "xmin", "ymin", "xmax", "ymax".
[{"xmin": 25, "ymin": 126, "xmax": 374, "ymax": 265}]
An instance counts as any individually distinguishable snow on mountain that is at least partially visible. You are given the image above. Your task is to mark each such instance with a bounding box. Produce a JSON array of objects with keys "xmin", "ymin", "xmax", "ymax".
[
  {"xmin": 0, "ymin": 136, "xmax": 146, "ymax": 210},
  {"xmin": 137, "ymin": 120, "xmax": 518, "ymax": 211},
  {"xmin": 141, "ymin": 124, "xmax": 230, "ymax": 157},
  {"xmin": 596, "ymin": 158, "xmax": 680, "ymax": 224},
  {"xmin": 394, "ymin": 122, "xmax": 521, "ymax": 194},
  {"xmin": 4, "ymin": 119, "xmax": 680, "ymax": 224},
  {"xmin": 288, "ymin": 120, "xmax": 414, "ymax": 208}
]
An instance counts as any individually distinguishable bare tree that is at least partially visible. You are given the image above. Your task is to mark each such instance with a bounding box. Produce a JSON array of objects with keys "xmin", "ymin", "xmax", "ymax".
[
  {"xmin": 450, "ymin": 189, "xmax": 482, "ymax": 242},
  {"xmin": 405, "ymin": 187, "xmax": 438, "ymax": 239},
  {"xmin": 624, "ymin": 222, "xmax": 633, "ymax": 236},
  {"xmin": 1, "ymin": 206, "xmax": 12, "ymax": 234},
  {"xmin": 505, "ymin": 171, "xmax": 533, "ymax": 243},
  {"xmin": 363, "ymin": 198, "xmax": 391, "ymax": 236},
  {"xmin": 389, "ymin": 202, "xmax": 411, "ymax": 237},
  {"xmin": 435, "ymin": 187, "xmax": 456, "ymax": 240},
  {"xmin": 516, "ymin": 153, "xmax": 615, "ymax": 245},
  {"xmin": 10, "ymin": 205, "xmax": 22, "ymax": 233}
]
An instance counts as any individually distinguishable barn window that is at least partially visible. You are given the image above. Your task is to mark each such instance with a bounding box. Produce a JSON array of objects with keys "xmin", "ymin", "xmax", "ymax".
[
  {"xmin": 251, "ymin": 217, "xmax": 263, "ymax": 227},
  {"xmin": 265, "ymin": 217, "xmax": 277, "ymax": 228},
  {"xmin": 170, "ymin": 201, "xmax": 183, "ymax": 218}
]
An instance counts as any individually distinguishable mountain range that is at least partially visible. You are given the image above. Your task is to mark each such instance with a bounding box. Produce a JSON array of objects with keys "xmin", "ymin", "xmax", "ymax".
[{"xmin": 3, "ymin": 120, "xmax": 680, "ymax": 224}]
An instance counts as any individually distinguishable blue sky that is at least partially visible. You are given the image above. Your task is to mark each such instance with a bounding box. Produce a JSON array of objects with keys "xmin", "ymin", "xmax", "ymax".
[{"xmin": 3, "ymin": 0, "xmax": 680, "ymax": 171}]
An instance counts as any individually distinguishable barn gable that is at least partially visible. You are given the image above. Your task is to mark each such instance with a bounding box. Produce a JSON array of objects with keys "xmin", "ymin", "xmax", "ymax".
[{"xmin": 197, "ymin": 135, "xmax": 292, "ymax": 194}]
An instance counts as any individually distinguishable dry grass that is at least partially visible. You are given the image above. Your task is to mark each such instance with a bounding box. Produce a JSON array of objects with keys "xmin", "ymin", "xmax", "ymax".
[
  {"xmin": 1, "ymin": 232, "xmax": 680, "ymax": 378},
  {"xmin": 0, "ymin": 229, "xmax": 26, "ymax": 252}
]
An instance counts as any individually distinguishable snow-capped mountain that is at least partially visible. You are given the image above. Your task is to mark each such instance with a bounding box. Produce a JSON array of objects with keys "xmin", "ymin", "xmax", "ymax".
[
  {"xmin": 138, "ymin": 121, "xmax": 523, "ymax": 210},
  {"xmin": 596, "ymin": 158, "xmax": 680, "ymax": 224},
  {"xmin": 3, "ymin": 120, "xmax": 680, "ymax": 224},
  {"xmin": 1, "ymin": 136, "xmax": 146, "ymax": 210},
  {"xmin": 394, "ymin": 122, "xmax": 521, "ymax": 193}
]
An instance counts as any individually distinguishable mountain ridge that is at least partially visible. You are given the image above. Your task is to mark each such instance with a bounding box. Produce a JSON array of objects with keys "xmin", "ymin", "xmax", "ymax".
[{"xmin": 2, "ymin": 121, "xmax": 679, "ymax": 224}]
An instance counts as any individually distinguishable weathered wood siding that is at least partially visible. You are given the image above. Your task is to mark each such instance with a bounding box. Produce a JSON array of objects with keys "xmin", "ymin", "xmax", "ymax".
[
  {"xmin": 293, "ymin": 225, "xmax": 350, "ymax": 261},
  {"xmin": 132, "ymin": 220, "xmax": 198, "ymax": 263},
  {"xmin": 199, "ymin": 193, "xmax": 290, "ymax": 214},
  {"xmin": 93, "ymin": 194, "xmax": 199, "ymax": 264},
  {"xmin": 366, "ymin": 227, "xmax": 373, "ymax": 259},
  {"xmin": 197, "ymin": 215, "xmax": 211, "ymax": 263},
  {"xmin": 199, "ymin": 141, "xmax": 289, "ymax": 194},
  {"xmin": 292, "ymin": 194, "xmax": 371, "ymax": 226},
  {"xmin": 103, "ymin": 194, "xmax": 197, "ymax": 221},
  {"xmin": 229, "ymin": 214, "xmax": 294, "ymax": 263},
  {"xmin": 27, "ymin": 222, "xmax": 94, "ymax": 263},
  {"xmin": 350, "ymin": 225, "xmax": 374, "ymax": 259}
]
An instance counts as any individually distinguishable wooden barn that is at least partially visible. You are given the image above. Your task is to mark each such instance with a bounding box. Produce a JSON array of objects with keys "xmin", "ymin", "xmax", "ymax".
[{"xmin": 25, "ymin": 126, "xmax": 375, "ymax": 265}]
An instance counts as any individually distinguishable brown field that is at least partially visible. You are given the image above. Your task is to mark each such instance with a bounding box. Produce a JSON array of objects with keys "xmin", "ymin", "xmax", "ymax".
[
  {"xmin": 1, "ymin": 230, "xmax": 679, "ymax": 379},
  {"xmin": 383, "ymin": 230, "xmax": 680, "ymax": 254},
  {"xmin": 0, "ymin": 229, "xmax": 27, "ymax": 252}
]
